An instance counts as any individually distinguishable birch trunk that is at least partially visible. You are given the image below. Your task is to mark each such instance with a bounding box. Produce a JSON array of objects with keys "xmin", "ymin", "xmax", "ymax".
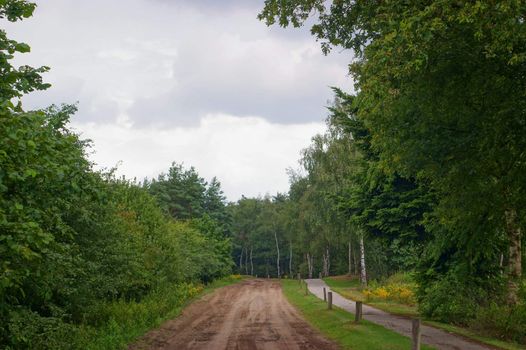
[
  {"xmin": 250, "ymin": 246, "xmax": 254, "ymax": 276},
  {"xmin": 348, "ymin": 240, "xmax": 352, "ymax": 276},
  {"xmin": 505, "ymin": 208, "xmax": 522, "ymax": 304},
  {"xmin": 306, "ymin": 252, "xmax": 314, "ymax": 279},
  {"xmin": 359, "ymin": 235, "xmax": 367, "ymax": 287},
  {"xmin": 353, "ymin": 244, "xmax": 358, "ymax": 275},
  {"xmin": 239, "ymin": 247, "xmax": 244, "ymax": 273},
  {"xmin": 309, "ymin": 254, "xmax": 314, "ymax": 278},
  {"xmin": 305, "ymin": 253, "xmax": 310, "ymax": 273},
  {"xmin": 274, "ymin": 231, "xmax": 280, "ymax": 278},
  {"xmin": 326, "ymin": 246, "xmax": 330, "ymax": 277},
  {"xmin": 322, "ymin": 253, "xmax": 326, "ymax": 277},
  {"xmin": 244, "ymin": 246, "xmax": 248, "ymax": 274},
  {"xmin": 289, "ymin": 242, "xmax": 293, "ymax": 277}
]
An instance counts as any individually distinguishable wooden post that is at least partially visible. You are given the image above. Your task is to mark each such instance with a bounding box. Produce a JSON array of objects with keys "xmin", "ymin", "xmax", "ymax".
[
  {"xmin": 304, "ymin": 282, "xmax": 309, "ymax": 295},
  {"xmin": 412, "ymin": 319, "xmax": 421, "ymax": 350},
  {"xmin": 355, "ymin": 301, "xmax": 363, "ymax": 322},
  {"xmin": 267, "ymin": 274, "xmax": 270, "ymax": 279},
  {"xmin": 323, "ymin": 287, "xmax": 327, "ymax": 302},
  {"xmin": 319, "ymin": 272, "xmax": 322, "ymax": 279},
  {"xmin": 298, "ymin": 273, "xmax": 301, "ymax": 282},
  {"xmin": 328, "ymin": 292, "xmax": 333, "ymax": 310}
]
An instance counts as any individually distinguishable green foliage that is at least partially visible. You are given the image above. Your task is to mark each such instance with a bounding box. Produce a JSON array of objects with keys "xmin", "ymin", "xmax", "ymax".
[
  {"xmin": 229, "ymin": 196, "xmax": 290, "ymax": 277},
  {"xmin": 418, "ymin": 273, "xmax": 485, "ymax": 325},
  {"xmin": 84, "ymin": 282, "xmax": 203, "ymax": 350},
  {"xmin": 470, "ymin": 303, "xmax": 526, "ymax": 344},
  {"xmin": 230, "ymin": 93, "xmax": 432, "ymax": 281},
  {"xmin": 0, "ymin": 0, "xmax": 50, "ymax": 107},
  {"xmin": 0, "ymin": 108, "xmax": 231, "ymax": 347},
  {"xmin": 0, "ymin": 4, "xmax": 234, "ymax": 347},
  {"xmin": 260, "ymin": 0, "xmax": 525, "ymax": 343},
  {"xmin": 147, "ymin": 163, "xmax": 229, "ymax": 222}
]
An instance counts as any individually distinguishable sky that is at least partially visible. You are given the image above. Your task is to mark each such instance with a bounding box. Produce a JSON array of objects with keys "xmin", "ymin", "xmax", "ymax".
[{"xmin": 6, "ymin": 0, "xmax": 353, "ymax": 201}]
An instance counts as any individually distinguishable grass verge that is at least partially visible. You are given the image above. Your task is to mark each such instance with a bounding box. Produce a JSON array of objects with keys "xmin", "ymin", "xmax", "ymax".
[
  {"xmin": 324, "ymin": 276, "xmax": 418, "ymax": 317},
  {"xmin": 324, "ymin": 276, "xmax": 525, "ymax": 350},
  {"xmin": 281, "ymin": 279, "xmax": 435, "ymax": 350},
  {"xmin": 423, "ymin": 321, "xmax": 525, "ymax": 350}
]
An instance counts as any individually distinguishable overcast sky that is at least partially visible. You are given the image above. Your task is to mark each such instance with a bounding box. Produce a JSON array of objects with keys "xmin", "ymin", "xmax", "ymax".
[{"xmin": 6, "ymin": 0, "xmax": 353, "ymax": 200}]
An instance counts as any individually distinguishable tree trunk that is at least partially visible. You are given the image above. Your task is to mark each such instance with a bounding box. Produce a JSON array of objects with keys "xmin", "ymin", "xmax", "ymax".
[
  {"xmin": 289, "ymin": 242, "xmax": 293, "ymax": 277},
  {"xmin": 239, "ymin": 247, "xmax": 244, "ymax": 273},
  {"xmin": 274, "ymin": 231, "xmax": 280, "ymax": 278},
  {"xmin": 348, "ymin": 240, "xmax": 352, "ymax": 275},
  {"xmin": 322, "ymin": 252, "xmax": 326, "ymax": 277},
  {"xmin": 326, "ymin": 246, "xmax": 330, "ymax": 277},
  {"xmin": 310, "ymin": 254, "xmax": 314, "ymax": 278},
  {"xmin": 308, "ymin": 253, "xmax": 314, "ymax": 278},
  {"xmin": 244, "ymin": 246, "xmax": 248, "ymax": 275},
  {"xmin": 353, "ymin": 243, "xmax": 358, "ymax": 276},
  {"xmin": 250, "ymin": 246, "xmax": 254, "ymax": 276},
  {"xmin": 359, "ymin": 235, "xmax": 367, "ymax": 288},
  {"xmin": 305, "ymin": 253, "xmax": 308, "ymax": 278},
  {"xmin": 505, "ymin": 208, "xmax": 522, "ymax": 305}
]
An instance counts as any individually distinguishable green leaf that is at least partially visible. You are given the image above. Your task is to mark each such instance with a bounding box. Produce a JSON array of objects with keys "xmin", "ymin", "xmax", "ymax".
[
  {"xmin": 24, "ymin": 169, "xmax": 37, "ymax": 178},
  {"xmin": 14, "ymin": 42, "xmax": 30, "ymax": 53}
]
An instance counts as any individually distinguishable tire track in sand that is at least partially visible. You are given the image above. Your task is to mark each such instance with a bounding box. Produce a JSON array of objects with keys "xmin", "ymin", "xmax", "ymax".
[{"xmin": 130, "ymin": 279, "xmax": 339, "ymax": 350}]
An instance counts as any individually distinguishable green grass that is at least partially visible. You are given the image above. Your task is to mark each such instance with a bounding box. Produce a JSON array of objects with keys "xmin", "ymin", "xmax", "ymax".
[
  {"xmin": 324, "ymin": 276, "xmax": 419, "ymax": 317},
  {"xmin": 324, "ymin": 276, "xmax": 525, "ymax": 350},
  {"xmin": 281, "ymin": 279, "xmax": 435, "ymax": 350},
  {"xmin": 84, "ymin": 275, "xmax": 245, "ymax": 350},
  {"xmin": 424, "ymin": 321, "xmax": 526, "ymax": 350}
]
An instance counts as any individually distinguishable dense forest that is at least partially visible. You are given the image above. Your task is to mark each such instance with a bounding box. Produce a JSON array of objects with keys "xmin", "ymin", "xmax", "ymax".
[{"xmin": 229, "ymin": 0, "xmax": 526, "ymax": 344}]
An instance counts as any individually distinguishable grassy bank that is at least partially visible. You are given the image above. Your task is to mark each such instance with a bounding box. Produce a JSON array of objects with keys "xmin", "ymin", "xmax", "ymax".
[
  {"xmin": 324, "ymin": 275, "xmax": 418, "ymax": 317},
  {"xmin": 324, "ymin": 276, "xmax": 525, "ymax": 350},
  {"xmin": 59, "ymin": 275, "xmax": 244, "ymax": 350},
  {"xmin": 281, "ymin": 279, "xmax": 434, "ymax": 350}
]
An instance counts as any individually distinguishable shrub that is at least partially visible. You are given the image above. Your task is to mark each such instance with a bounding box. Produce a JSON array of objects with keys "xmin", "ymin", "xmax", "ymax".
[
  {"xmin": 470, "ymin": 303, "xmax": 526, "ymax": 344},
  {"xmin": 6, "ymin": 308, "xmax": 91, "ymax": 350},
  {"xmin": 362, "ymin": 272, "xmax": 417, "ymax": 305},
  {"xmin": 418, "ymin": 273, "xmax": 485, "ymax": 325}
]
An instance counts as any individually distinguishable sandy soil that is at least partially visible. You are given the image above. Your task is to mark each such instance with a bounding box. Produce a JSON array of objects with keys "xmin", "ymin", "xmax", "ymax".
[{"xmin": 129, "ymin": 279, "xmax": 340, "ymax": 350}]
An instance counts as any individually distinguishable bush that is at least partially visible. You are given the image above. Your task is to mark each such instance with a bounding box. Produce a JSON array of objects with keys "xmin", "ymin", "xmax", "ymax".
[
  {"xmin": 418, "ymin": 273, "xmax": 486, "ymax": 325},
  {"xmin": 362, "ymin": 272, "xmax": 417, "ymax": 305},
  {"xmin": 3, "ymin": 280, "xmax": 215, "ymax": 350},
  {"xmin": 470, "ymin": 303, "xmax": 526, "ymax": 344},
  {"xmin": 385, "ymin": 272, "xmax": 415, "ymax": 285},
  {"xmin": 87, "ymin": 282, "xmax": 204, "ymax": 350},
  {"xmin": 0, "ymin": 108, "xmax": 233, "ymax": 347},
  {"xmin": 6, "ymin": 308, "xmax": 90, "ymax": 350}
]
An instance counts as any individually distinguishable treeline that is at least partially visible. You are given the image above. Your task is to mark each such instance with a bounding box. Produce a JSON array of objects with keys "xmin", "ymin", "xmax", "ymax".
[
  {"xmin": 0, "ymin": 3, "xmax": 232, "ymax": 348},
  {"xmin": 230, "ymin": 102, "xmax": 430, "ymax": 283},
  {"xmin": 229, "ymin": 0, "xmax": 525, "ymax": 343}
]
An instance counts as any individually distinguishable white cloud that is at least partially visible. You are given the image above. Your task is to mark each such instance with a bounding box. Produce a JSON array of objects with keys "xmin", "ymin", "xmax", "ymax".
[
  {"xmin": 73, "ymin": 114, "xmax": 324, "ymax": 201},
  {"xmin": 7, "ymin": 0, "xmax": 352, "ymax": 126},
  {"xmin": 4, "ymin": 0, "xmax": 351, "ymax": 200}
]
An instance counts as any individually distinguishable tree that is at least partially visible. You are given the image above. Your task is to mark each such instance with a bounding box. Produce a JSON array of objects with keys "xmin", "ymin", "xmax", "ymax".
[
  {"xmin": 259, "ymin": 0, "xmax": 525, "ymax": 305},
  {"xmin": 0, "ymin": 4, "xmax": 235, "ymax": 345},
  {"xmin": 148, "ymin": 163, "xmax": 207, "ymax": 220},
  {"xmin": 0, "ymin": 0, "xmax": 50, "ymax": 109}
]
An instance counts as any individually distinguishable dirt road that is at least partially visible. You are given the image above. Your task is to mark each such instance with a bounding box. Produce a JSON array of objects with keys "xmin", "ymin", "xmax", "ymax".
[{"xmin": 130, "ymin": 279, "xmax": 339, "ymax": 350}]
